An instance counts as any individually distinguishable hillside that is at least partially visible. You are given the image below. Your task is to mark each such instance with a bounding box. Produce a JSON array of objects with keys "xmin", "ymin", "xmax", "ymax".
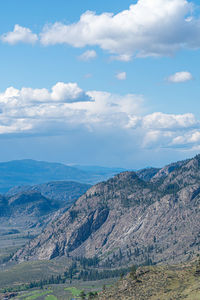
[
  {"xmin": 135, "ymin": 167, "xmax": 160, "ymax": 182},
  {"xmin": 6, "ymin": 181, "xmax": 91, "ymax": 207},
  {"xmin": 98, "ymin": 259, "xmax": 200, "ymax": 300},
  {"xmin": 13, "ymin": 154, "xmax": 200, "ymax": 266}
]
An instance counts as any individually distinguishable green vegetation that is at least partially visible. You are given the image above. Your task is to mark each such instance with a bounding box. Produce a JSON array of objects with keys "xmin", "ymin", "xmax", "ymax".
[
  {"xmin": 163, "ymin": 183, "xmax": 180, "ymax": 195},
  {"xmin": 77, "ymin": 268, "xmax": 130, "ymax": 281},
  {"xmin": 24, "ymin": 290, "xmax": 53, "ymax": 300},
  {"xmin": 11, "ymin": 280, "xmax": 114, "ymax": 300},
  {"xmin": 3, "ymin": 259, "xmax": 200, "ymax": 299},
  {"xmin": 44, "ymin": 296, "xmax": 58, "ymax": 300},
  {"xmin": 64, "ymin": 287, "xmax": 82, "ymax": 296},
  {"xmin": 130, "ymin": 264, "xmax": 137, "ymax": 280},
  {"xmin": 69, "ymin": 210, "xmax": 79, "ymax": 222},
  {"xmin": 0, "ymin": 258, "xmax": 69, "ymax": 289},
  {"xmin": 63, "ymin": 258, "xmax": 130, "ymax": 281}
]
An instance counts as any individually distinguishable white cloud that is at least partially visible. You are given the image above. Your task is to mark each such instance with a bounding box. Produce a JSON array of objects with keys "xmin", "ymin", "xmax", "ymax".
[
  {"xmin": 142, "ymin": 130, "xmax": 173, "ymax": 147},
  {"xmin": 0, "ymin": 82, "xmax": 200, "ymax": 153},
  {"xmin": 38, "ymin": 0, "xmax": 200, "ymax": 58},
  {"xmin": 167, "ymin": 71, "xmax": 193, "ymax": 83},
  {"xmin": 116, "ymin": 72, "xmax": 126, "ymax": 80},
  {"xmin": 50, "ymin": 82, "xmax": 90, "ymax": 102},
  {"xmin": 79, "ymin": 50, "xmax": 97, "ymax": 61},
  {"xmin": 172, "ymin": 131, "xmax": 200, "ymax": 145},
  {"xmin": 1, "ymin": 25, "xmax": 38, "ymax": 45},
  {"xmin": 0, "ymin": 82, "xmax": 91, "ymax": 104},
  {"xmin": 0, "ymin": 83, "xmax": 144, "ymax": 134},
  {"xmin": 0, "ymin": 118, "xmax": 33, "ymax": 134},
  {"xmin": 142, "ymin": 112, "xmax": 197, "ymax": 130}
]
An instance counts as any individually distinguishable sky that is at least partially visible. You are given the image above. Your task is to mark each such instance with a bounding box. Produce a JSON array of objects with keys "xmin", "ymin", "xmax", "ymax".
[{"xmin": 0, "ymin": 0, "xmax": 200, "ymax": 169}]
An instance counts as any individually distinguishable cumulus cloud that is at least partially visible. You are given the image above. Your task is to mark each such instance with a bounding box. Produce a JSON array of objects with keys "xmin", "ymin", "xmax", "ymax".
[
  {"xmin": 142, "ymin": 112, "xmax": 196, "ymax": 130},
  {"xmin": 167, "ymin": 71, "xmax": 193, "ymax": 83},
  {"xmin": 0, "ymin": 82, "xmax": 200, "ymax": 152},
  {"xmin": 172, "ymin": 131, "xmax": 200, "ymax": 145},
  {"xmin": 78, "ymin": 50, "xmax": 97, "ymax": 61},
  {"xmin": 38, "ymin": 0, "xmax": 200, "ymax": 57},
  {"xmin": 1, "ymin": 25, "xmax": 38, "ymax": 45},
  {"xmin": 50, "ymin": 82, "xmax": 91, "ymax": 102},
  {"xmin": 0, "ymin": 82, "xmax": 91, "ymax": 104},
  {"xmin": 116, "ymin": 72, "xmax": 126, "ymax": 80},
  {"xmin": 141, "ymin": 113, "xmax": 200, "ymax": 148},
  {"xmin": 0, "ymin": 83, "xmax": 144, "ymax": 134},
  {"xmin": 0, "ymin": 118, "xmax": 33, "ymax": 134}
]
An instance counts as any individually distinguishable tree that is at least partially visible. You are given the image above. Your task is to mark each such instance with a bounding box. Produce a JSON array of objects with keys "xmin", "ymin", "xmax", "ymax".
[
  {"xmin": 88, "ymin": 291, "xmax": 98, "ymax": 299},
  {"xmin": 195, "ymin": 256, "xmax": 200, "ymax": 276},
  {"xmin": 79, "ymin": 290, "xmax": 86, "ymax": 299},
  {"xmin": 130, "ymin": 264, "xmax": 137, "ymax": 280}
]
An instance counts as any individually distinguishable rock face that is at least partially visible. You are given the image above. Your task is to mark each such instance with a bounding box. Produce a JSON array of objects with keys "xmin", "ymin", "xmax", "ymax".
[{"xmin": 13, "ymin": 155, "xmax": 200, "ymax": 266}]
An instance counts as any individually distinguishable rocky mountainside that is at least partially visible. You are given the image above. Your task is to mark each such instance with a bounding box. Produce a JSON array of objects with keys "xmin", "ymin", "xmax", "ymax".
[
  {"xmin": 13, "ymin": 154, "xmax": 200, "ymax": 267},
  {"xmin": 136, "ymin": 167, "xmax": 160, "ymax": 181},
  {"xmin": 0, "ymin": 195, "xmax": 9, "ymax": 217}
]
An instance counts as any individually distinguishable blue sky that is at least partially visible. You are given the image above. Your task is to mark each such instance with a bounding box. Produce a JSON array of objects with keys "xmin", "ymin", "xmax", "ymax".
[{"xmin": 0, "ymin": 0, "xmax": 200, "ymax": 169}]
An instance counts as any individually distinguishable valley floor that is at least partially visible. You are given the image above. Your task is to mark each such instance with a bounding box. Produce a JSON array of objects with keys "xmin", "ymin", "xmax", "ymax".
[
  {"xmin": 1, "ymin": 258, "xmax": 200, "ymax": 299},
  {"xmin": 0, "ymin": 280, "xmax": 115, "ymax": 300}
]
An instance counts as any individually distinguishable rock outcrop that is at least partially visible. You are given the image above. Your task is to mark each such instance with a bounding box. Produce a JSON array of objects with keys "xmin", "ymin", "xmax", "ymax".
[{"xmin": 13, "ymin": 154, "xmax": 200, "ymax": 267}]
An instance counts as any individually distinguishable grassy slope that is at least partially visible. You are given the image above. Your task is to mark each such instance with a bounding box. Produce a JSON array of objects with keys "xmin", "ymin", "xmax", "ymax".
[
  {"xmin": 0, "ymin": 258, "xmax": 70, "ymax": 288},
  {"xmin": 98, "ymin": 261, "xmax": 200, "ymax": 300}
]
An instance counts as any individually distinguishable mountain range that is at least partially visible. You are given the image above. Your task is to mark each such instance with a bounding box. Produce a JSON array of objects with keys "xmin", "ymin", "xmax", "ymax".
[
  {"xmin": 13, "ymin": 154, "xmax": 200, "ymax": 267},
  {"xmin": 0, "ymin": 159, "xmax": 125, "ymax": 193},
  {"xmin": 0, "ymin": 181, "xmax": 91, "ymax": 232}
]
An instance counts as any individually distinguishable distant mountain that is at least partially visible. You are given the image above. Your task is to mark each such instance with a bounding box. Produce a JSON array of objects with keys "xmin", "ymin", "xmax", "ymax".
[
  {"xmin": 0, "ymin": 181, "xmax": 91, "ymax": 230},
  {"xmin": 6, "ymin": 181, "xmax": 91, "ymax": 207},
  {"xmin": 8, "ymin": 191, "xmax": 59, "ymax": 217},
  {"xmin": 0, "ymin": 159, "xmax": 126, "ymax": 193},
  {"xmin": 0, "ymin": 191, "xmax": 59, "ymax": 230},
  {"xmin": 73, "ymin": 165, "xmax": 126, "ymax": 181},
  {"xmin": 14, "ymin": 154, "xmax": 200, "ymax": 267}
]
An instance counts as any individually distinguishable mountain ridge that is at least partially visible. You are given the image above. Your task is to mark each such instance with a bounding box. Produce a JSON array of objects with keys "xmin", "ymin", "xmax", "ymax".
[
  {"xmin": 12, "ymin": 154, "xmax": 200, "ymax": 267},
  {"xmin": 0, "ymin": 180, "xmax": 91, "ymax": 236},
  {"xmin": 0, "ymin": 159, "xmax": 127, "ymax": 193}
]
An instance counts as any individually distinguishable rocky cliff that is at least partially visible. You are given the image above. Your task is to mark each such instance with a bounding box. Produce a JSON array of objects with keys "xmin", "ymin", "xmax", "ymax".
[{"xmin": 13, "ymin": 155, "xmax": 200, "ymax": 267}]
